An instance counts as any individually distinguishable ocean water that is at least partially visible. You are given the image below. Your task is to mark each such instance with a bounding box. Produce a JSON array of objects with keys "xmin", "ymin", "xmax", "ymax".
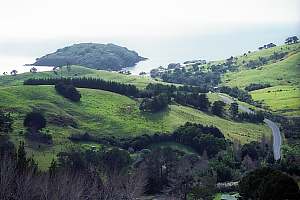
[{"xmin": 0, "ymin": 24, "xmax": 299, "ymax": 75}]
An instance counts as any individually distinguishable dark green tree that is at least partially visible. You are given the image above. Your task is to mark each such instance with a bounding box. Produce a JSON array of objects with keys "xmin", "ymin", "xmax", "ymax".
[
  {"xmin": 230, "ymin": 102, "xmax": 239, "ymax": 119},
  {"xmin": 0, "ymin": 110, "xmax": 13, "ymax": 134},
  {"xmin": 239, "ymin": 167, "xmax": 300, "ymax": 200},
  {"xmin": 23, "ymin": 112, "xmax": 46, "ymax": 133},
  {"xmin": 212, "ymin": 101, "xmax": 226, "ymax": 116}
]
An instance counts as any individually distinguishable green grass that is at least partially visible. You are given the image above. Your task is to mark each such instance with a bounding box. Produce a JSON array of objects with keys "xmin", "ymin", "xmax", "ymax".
[
  {"xmin": 250, "ymin": 85, "xmax": 300, "ymax": 116},
  {"xmin": 222, "ymin": 52, "xmax": 300, "ymax": 88},
  {"xmin": 0, "ymin": 85, "xmax": 271, "ymax": 169}
]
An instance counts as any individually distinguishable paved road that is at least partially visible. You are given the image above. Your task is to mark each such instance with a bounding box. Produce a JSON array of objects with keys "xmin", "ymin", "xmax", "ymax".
[{"xmin": 219, "ymin": 94, "xmax": 282, "ymax": 160}]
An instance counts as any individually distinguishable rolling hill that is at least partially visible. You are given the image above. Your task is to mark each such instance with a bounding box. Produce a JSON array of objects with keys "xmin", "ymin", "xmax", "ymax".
[
  {"xmin": 0, "ymin": 84, "xmax": 271, "ymax": 168},
  {"xmin": 222, "ymin": 43, "xmax": 300, "ymax": 116}
]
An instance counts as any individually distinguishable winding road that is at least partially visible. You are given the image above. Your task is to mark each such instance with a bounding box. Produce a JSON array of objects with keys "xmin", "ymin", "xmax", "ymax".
[{"xmin": 219, "ymin": 94, "xmax": 282, "ymax": 160}]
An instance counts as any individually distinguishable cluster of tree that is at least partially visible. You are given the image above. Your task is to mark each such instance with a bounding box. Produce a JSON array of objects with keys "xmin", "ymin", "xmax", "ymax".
[
  {"xmin": 219, "ymin": 86, "xmax": 253, "ymax": 104},
  {"xmin": 23, "ymin": 112, "xmax": 53, "ymax": 144},
  {"xmin": 0, "ymin": 110, "xmax": 13, "ymax": 134},
  {"xmin": 281, "ymin": 118, "xmax": 300, "ymax": 139},
  {"xmin": 238, "ymin": 111, "xmax": 264, "ymax": 123},
  {"xmin": 285, "ymin": 36, "xmax": 299, "ymax": 44},
  {"xmin": 144, "ymin": 83, "xmax": 209, "ymax": 96},
  {"xmin": 151, "ymin": 67, "xmax": 221, "ymax": 88},
  {"xmin": 139, "ymin": 93, "xmax": 170, "ymax": 112},
  {"xmin": 0, "ymin": 141, "xmax": 146, "ymax": 200},
  {"xmin": 24, "ymin": 77, "xmax": 139, "ymax": 97},
  {"xmin": 239, "ymin": 167, "xmax": 300, "ymax": 200},
  {"xmin": 211, "ymin": 101, "xmax": 226, "ymax": 117},
  {"xmin": 245, "ymin": 52, "xmax": 288, "ymax": 69},
  {"xmin": 258, "ymin": 43, "xmax": 276, "ymax": 50},
  {"xmin": 143, "ymin": 83, "xmax": 213, "ymax": 114},
  {"xmin": 145, "ymin": 148, "xmax": 217, "ymax": 199},
  {"xmin": 245, "ymin": 83, "xmax": 271, "ymax": 91},
  {"xmin": 32, "ymin": 43, "xmax": 146, "ymax": 71},
  {"xmin": 55, "ymin": 81, "xmax": 81, "ymax": 102},
  {"xmin": 70, "ymin": 122, "xmax": 227, "ymax": 158},
  {"xmin": 173, "ymin": 123, "xmax": 227, "ymax": 158},
  {"xmin": 174, "ymin": 92, "xmax": 210, "ymax": 111}
]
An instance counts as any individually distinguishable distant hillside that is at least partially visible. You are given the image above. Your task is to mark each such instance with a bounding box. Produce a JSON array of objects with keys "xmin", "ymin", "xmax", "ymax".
[{"xmin": 32, "ymin": 43, "xmax": 146, "ymax": 71}]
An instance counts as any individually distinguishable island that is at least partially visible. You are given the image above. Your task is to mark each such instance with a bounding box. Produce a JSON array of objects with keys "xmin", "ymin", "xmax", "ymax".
[{"xmin": 32, "ymin": 43, "xmax": 146, "ymax": 71}]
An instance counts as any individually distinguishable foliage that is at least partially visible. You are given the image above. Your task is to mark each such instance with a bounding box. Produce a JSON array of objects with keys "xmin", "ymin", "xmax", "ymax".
[
  {"xmin": 245, "ymin": 83, "xmax": 271, "ymax": 91},
  {"xmin": 55, "ymin": 81, "xmax": 81, "ymax": 102},
  {"xmin": 151, "ymin": 67, "xmax": 221, "ymax": 88},
  {"xmin": 239, "ymin": 167, "xmax": 300, "ymax": 200},
  {"xmin": 229, "ymin": 102, "xmax": 239, "ymax": 118},
  {"xmin": 139, "ymin": 94, "xmax": 170, "ymax": 112},
  {"xmin": 0, "ymin": 110, "xmax": 13, "ymax": 134},
  {"xmin": 23, "ymin": 112, "xmax": 47, "ymax": 133},
  {"xmin": 33, "ymin": 43, "xmax": 145, "ymax": 71},
  {"xmin": 211, "ymin": 101, "xmax": 226, "ymax": 117},
  {"xmin": 174, "ymin": 92, "xmax": 210, "ymax": 111},
  {"xmin": 24, "ymin": 77, "xmax": 140, "ymax": 97},
  {"xmin": 238, "ymin": 111, "xmax": 264, "ymax": 123},
  {"xmin": 219, "ymin": 86, "xmax": 253, "ymax": 104}
]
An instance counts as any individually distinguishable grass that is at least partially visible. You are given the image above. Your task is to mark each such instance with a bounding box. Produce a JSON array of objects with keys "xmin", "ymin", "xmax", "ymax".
[
  {"xmin": 222, "ymin": 52, "xmax": 300, "ymax": 88},
  {"xmin": 0, "ymin": 85, "xmax": 271, "ymax": 169},
  {"xmin": 250, "ymin": 85, "xmax": 300, "ymax": 116}
]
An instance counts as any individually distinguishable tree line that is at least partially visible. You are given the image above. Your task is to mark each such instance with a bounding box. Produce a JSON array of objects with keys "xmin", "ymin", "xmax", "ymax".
[{"xmin": 24, "ymin": 77, "xmax": 139, "ymax": 97}]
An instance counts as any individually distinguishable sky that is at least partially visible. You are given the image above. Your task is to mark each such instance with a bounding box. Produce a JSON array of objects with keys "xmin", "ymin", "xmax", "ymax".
[
  {"xmin": 0, "ymin": 0, "xmax": 299, "ymax": 70},
  {"xmin": 0, "ymin": 0, "xmax": 299, "ymax": 40}
]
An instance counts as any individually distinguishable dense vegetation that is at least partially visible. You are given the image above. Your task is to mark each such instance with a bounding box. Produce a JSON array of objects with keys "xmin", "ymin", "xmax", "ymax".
[
  {"xmin": 239, "ymin": 167, "xmax": 299, "ymax": 200},
  {"xmin": 70, "ymin": 122, "xmax": 227, "ymax": 158},
  {"xmin": 55, "ymin": 81, "xmax": 81, "ymax": 102},
  {"xmin": 245, "ymin": 83, "xmax": 271, "ymax": 91},
  {"xmin": 33, "ymin": 43, "xmax": 145, "ymax": 71},
  {"xmin": 24, "ymin": 77, "xmax": 139, "ymax": 97}
]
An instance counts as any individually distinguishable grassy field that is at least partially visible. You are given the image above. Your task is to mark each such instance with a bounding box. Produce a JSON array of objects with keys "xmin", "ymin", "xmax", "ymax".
[
  {"xmin": 222, "ymin": 52, "xmax": 300, "ymax": 88},
  {"xmin": 0, "ymin": 85, "xmax": 271, "ymax": 169},
  {"xmin": 250, "ymin": 85, "xmax": 300, "ymax": 116}
]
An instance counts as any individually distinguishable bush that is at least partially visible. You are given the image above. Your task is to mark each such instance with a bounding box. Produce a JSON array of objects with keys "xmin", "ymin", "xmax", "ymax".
[
  {"xmin": 23, "ymin": 112, "xmax": 46, "ymax": 133},
  {"xmin": 239, "ymin": 167, "xmax": 300, "ymax": 200},
  {"xmin": 55, "ymin": 81, "xmax": 81, "ymax": 102}
]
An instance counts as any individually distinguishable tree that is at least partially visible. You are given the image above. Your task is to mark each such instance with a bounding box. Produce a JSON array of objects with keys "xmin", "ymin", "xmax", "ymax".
[
  {"xmin": 212, "ymin": 101, "xmax": 226, "ymax": 116},
  {"xmin": 10, "ymin": 69, "xmax": 18, "ymax": 76},
  {"xmin": 230, "ymin": 102, "xmax": 239, "ymax": 119},
  {"xmin": 55, "ymin": 81, "xmax": 81, "ymax": 102},
  {"xmin": 0, "ymin": 110, "xmax": 13, "ymax": 134},
  {"xmin": 23, "ymin": 112, "xmax": 46, "ymax": 133},
  {"xmin": 101, "ymin": 148, "xmax": 132, "ymax": 174},
  {"xmin": 285, "ymin": 36, "xmax": 299, "ymax": 44},
  {"xmin": 239, "ymin": 167, "xmax": 300, "ymax": 200},
  {"xmin": 30, "ymin": 67, "xmax": 37, "ymax": 73}
]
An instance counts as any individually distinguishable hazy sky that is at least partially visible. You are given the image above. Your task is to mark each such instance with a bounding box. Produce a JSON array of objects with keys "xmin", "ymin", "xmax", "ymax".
[{"xmin": 0, "ymin": 0, "xmax": 299, "ymax": 40}]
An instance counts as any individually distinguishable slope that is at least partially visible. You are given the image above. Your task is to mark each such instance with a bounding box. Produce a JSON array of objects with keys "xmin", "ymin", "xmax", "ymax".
[{"xmin": 0, "ymin": 85, "xmax": 271, "ymax": 168}]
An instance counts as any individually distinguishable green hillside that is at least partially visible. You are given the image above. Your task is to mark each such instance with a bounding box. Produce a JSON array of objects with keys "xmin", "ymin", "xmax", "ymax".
[
  {"xmin": 0, "ymin": 85, "xmax": 271, "ymax": 168},
  {"xmin": 222, "ymin": 44, "xmax": 300, "ymax": 116}
]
